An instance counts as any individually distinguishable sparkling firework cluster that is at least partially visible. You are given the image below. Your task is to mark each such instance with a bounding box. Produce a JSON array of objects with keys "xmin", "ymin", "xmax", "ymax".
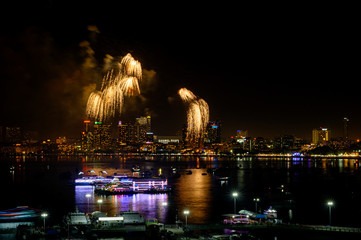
[
  {"xmin": 178, "ymin": 88, "xmax": 209, "ymax": 146},
  {"xmin": 86, "ymin": 53, "xmax": 142, "ymax": 122},
  {"xmin": 85, "ymin": 52, "xmax": 210, "ymax": 148}
]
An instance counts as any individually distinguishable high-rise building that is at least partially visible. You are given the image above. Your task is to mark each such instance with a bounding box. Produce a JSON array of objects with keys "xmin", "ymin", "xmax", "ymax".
[
  {"xmin": 206, "ymin": 121, "xmax": 221, "ymax": 143},
  {"xmin": 273, "ymin": 135, "xmax": 294, "ymax": 150},
  {"xmin": 236, "ymin": 130, "xmax": 248, "ymax": 139},
  {"xmin": 118, "ymin": 116, "xmax": 152, "ymax": 145},
  {"xmin": 312, "ymin": 127, "xmax": 331, "ymax": 145},
  {"xmin": 118, "ymin": 121, "xmax": 129, "ymax": 144},
  {"xmin": 93, "ymin": 122, "xmax": 112, "ymax": 149},
  {"xmin": 81, "ymin": 120, "xmax": 93, "ymax": 152}
]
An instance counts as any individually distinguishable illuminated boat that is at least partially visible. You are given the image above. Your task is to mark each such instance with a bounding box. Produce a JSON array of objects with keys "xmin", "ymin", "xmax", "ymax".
[
  {"xmin": 222, "ymin": 214, "xmax": 250, "ymax": 225},
  {"xmin": 74, "ymin": 174, "xmax": 128, "ymax": 185},
  {"xmin": 131, "ymin": 165, "xmax": 141, "ymax": 172},
  {"xmin": 74, "ymin": 175, "xmax": 106, "ymax": 185},
  {"xmin": 94, "ymin": 178, "xmax": 171, "ymax": 195}
]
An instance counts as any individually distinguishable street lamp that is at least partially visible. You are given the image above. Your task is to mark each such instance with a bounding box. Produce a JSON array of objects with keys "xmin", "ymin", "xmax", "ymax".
[
  {"xmin": 253, "ymin": 198, "xmax": 260, "ymax": 213},
  {"xmin": 85, "ymin": 193, "xmax": 91, "ymax": 212},
  {"xmin": 232, "ymin": 192, "xmax": 238, "ymax": 214},
  {"xmin": 41, "ymin": 213, "xmax": 48, "ymax": 229},
  {"xmin": 183, "ymin": 210, "xmax": 190, "ymax": 227},
  {"xmin": 327, "ymin": 201, "xmax": 334, "ymax": 225},
  {"xmin": 97, "ymin": 199, "xmax": 103, "ymax": 212}
]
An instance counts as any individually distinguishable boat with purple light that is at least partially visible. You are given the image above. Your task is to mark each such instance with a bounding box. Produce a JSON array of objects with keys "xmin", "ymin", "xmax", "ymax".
[{"xmin": 94, "ymin": 177, "xmax": 171, "ymax": 195}]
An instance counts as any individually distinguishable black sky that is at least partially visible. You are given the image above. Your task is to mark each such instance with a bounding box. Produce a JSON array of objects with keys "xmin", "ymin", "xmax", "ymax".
[{"xmin": 0, "ymin": 2, "xmax": 359, "ymax": 140}]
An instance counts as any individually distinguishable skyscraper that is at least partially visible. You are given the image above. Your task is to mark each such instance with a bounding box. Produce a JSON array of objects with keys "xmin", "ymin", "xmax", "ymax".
[
  {"xmin": 312, "ymin": 127, "xmax": 331, "ymax": 145},
  {"xmin": 118, "ymin": 121, "xmax": 129, "ymax": 144},
  {"xmin": 93, "ymin": 122, "xmax": 112, "ymax": 150},
  {"xmin": 206, "ymin": 121, "xmax": 221, "ymax": 143}
]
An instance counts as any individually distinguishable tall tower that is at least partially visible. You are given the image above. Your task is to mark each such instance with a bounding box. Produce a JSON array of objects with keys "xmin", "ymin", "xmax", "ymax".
[{"xmin": 343, "ymin": 117, "xmax": 349, "ymax": 140}]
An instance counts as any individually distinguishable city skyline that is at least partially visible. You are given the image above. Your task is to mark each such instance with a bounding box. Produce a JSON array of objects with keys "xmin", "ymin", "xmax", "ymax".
[{"xmin": 0, "ymin": 3, "xmax": 358, "ymax": 140}]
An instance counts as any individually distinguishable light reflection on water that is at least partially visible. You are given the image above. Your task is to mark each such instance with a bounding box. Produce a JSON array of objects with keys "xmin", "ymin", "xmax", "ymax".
[
  {"xmin": 75, "ymin": 186, "xmax": 168, "ymax": 222},
  {"xmin": 3, "ymin": 156, "xmax": 361, "ymax": 227},
  {"xmin": 173, "ymin": 168, "xmax": 213, "ymax": 224}
]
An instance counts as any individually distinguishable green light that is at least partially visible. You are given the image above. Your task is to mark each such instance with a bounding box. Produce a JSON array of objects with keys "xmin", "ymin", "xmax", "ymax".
[{"xmin": 95, "ymin": 121, "xmax": 102, "ymax": 125}]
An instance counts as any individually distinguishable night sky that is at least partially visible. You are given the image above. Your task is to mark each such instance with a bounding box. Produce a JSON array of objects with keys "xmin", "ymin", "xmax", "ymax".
[{"xmin": 0, "ymin": 2, "xmax": 358, "ymax": 140}]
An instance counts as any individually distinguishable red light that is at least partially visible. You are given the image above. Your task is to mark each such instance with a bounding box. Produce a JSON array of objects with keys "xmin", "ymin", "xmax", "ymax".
[{"xmin": 84, "ymin": 120, "xmax": 91, "ymax": 123}]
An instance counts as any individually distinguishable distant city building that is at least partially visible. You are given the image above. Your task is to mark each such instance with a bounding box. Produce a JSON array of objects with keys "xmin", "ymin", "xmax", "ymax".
[
  {"xmin": 154, "ymin": 136, "xmax": 182, "ymax": 144},
  {"xmin": 118, "ymin": 121, "xmax": 129, "ymax": 144},
  {"xmin": 206, "ymin": 120, "xmax": 221, "ymax": 143},
  {"xmin": 312, "ymin": 127, "xmax": 331, "ymax": 145},
  {"xmin": 236, "ymin": 130, "xmax": 248, "ymax": 139},
  {"xmin": 81, "ymin": 120, "xmax": 93, "ymax": 152},
  {"xmin": 118, "ymin": 116, "xmax": 152, "ymax": 145},
  {"xmin": 145, "ymin": 132, "xmax": 154, "ymax": 143},
  {"xmin": 93, "ymin": 122, "xmax": 112, "ymax": 149},
  {"xmin": 56, "ymin": 136, "xmax": 67, "ymax": 144},
  {"xmin": 234, "ymin": 130, "xmax": 248, "ymax": 145},
  {"xmin": 273, "ymin": 135, "xmax": 294, "ymax": 151}
]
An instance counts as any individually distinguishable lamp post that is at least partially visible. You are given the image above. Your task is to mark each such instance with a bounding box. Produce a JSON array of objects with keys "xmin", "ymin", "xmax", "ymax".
[
  {"xmin": 253, "ymin": 198, "xmax": 260, "ymax": 213},
  {"xmin": 327, "ymin": 201, "xmax": 334, "ymax": 225},
  {"xmin": 183, "ymin": 210, "xmax": 189, "ymax": 227},
  {"xmin": 97, "ymin": 199, "xmax": 103, "ymax": 212},
  {"xmin": 85, "ymin": 193, "xmax": 91, "ymax": 212},
  {"xmin": 41, "ymin": 213, "xmax": 48, "ymax": 229},
  {"xmin": 232, "ymin": 192, "xmax": 238, "ymax": 214}
]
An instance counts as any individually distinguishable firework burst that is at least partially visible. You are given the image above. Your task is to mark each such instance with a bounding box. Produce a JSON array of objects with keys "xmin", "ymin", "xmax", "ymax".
[
  {"xmin": 86, "ymin": 53, "xmax": 142, "ymax": 122},
  {"xmin": 178, "ymin": 88, "xmax": 209, "ymax": 147}
]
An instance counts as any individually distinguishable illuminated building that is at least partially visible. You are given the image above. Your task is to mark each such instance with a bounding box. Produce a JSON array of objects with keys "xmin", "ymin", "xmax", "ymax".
[
  {"xmin": 273, "ymin": 135, "xmax": 294, "ymax": 150},
  {"xmin": 118, "ymin": 121, "xmax": 129, "ymax": 144},
  {"xmin": 81, "ymin": 120, "xmax": 93, "ymax": 152},
  {"xmin": 236, "ymin": 130, "xmax": 248, "ymax": 139},
  {"xmin": 118, "ymin": 116, "xmax": 152, "ymax": 145},
  {"xmin": 145, "ymin": 132, "xmax": 154, "ymax": 143},
  {"xmin": 312, "ymin": 127, "xmax": 331, "ymax": 145},
  {"xmin": 154, "ymin": 136, "xmax": 182, "ymax": 144},
  {"xmin": 206, "ymin": 120, "xmax": 221, "ymax": 143},
  {"xmin": 93, "ymin": 122, "xmax": 112, "ymax": 150},
  {"xmin": 135, "ymin": 116, "xmax": 151, "ymax": 143}
]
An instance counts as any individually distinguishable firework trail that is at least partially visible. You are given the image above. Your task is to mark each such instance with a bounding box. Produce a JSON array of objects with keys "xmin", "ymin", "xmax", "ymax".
[
  {"xmin": 178, "ymin": 88, "xmax": 209, "ymax": 147},
  {"xmin": 86, "ymin": 53, "xmax": 142, "ymax": 122}
]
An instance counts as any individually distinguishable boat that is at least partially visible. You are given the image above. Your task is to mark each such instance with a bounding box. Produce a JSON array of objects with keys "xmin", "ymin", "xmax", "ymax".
[
  {"xmin": 94, "ymin": 177, "xmax": 170, "ymax": 195},
  {"xmin": 215, "ymin": 176, "xmax": 229, "ymax": 181},
  {"xmin": 222, "ymin": 214, "xmax": 250, "ymax": 225},
  {"xmin": 132, "ymin": 165, "xmax": 141, "ymax": 172}
]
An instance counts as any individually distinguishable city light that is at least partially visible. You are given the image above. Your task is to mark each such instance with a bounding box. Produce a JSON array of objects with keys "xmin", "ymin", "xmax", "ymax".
[
  {"xmin": 183, "ymin": 210, "xmax": 190, "ymax": 227},
  {"xmin": 41, "ymin": 213, "xmax": 48, "ymax": 229}
]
